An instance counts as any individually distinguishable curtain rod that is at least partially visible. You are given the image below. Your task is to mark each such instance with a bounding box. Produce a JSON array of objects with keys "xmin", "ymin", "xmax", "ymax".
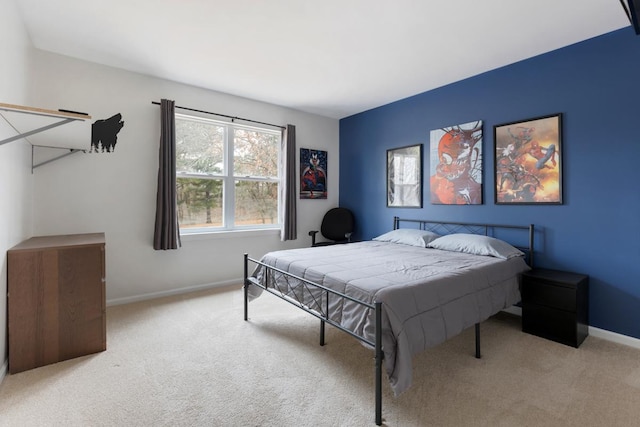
[
  {"xmin": 151, "ymin": 101, "xmax": 285, "ymax": 130},
  {"xmin": 620, "ymin": 0, "xmax": 632, "ymax": 21}
]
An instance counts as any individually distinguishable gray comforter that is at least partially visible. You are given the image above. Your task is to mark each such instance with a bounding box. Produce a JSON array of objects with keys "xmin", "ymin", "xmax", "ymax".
[{"xmin": 250, "ymin": 241, "xmax": 529, "ymax": 395}]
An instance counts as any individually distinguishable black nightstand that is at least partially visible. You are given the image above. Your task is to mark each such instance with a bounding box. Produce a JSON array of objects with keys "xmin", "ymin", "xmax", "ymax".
[{"xmin": 521, "ymin": 268, "xmax": 589, "ymax": 348}]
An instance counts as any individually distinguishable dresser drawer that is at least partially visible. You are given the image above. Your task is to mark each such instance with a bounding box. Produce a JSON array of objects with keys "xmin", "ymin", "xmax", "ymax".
[{"xmin": 521, "ymin": 278, "xmax": 576, "ymax": 311}]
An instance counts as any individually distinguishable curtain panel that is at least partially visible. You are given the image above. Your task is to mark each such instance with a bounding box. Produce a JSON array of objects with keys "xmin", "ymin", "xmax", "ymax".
[
  {"xmin": 153, "ymin": 99, "xmax": 181, "ymax": 250},
  {"xmin": 280, "ymin": 124, "xmax": 297, "ymax": 241}
]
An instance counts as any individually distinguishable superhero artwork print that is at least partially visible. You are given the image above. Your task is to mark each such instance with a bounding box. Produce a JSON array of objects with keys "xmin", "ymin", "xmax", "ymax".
[
  {"xmin": 494, "ymin": 114, "xmax": 562, "ymax": 204},
  {"xmin": 429, "ymin": 121, "xmax": 483, "ymax": 205},
  {"xmin": 300, "ymin": 148, "xmax": 327, "ymax": 199}
]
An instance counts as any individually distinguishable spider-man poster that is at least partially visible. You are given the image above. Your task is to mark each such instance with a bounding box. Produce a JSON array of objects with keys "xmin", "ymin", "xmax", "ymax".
[
  {"xmin": 300, "ymin": 148, "xmax": 327, "ymax": 199},
  {"xmin": 494, "ymin": 114, "xmax": 562, "ymax": 204},
  {"xmin": 430, "ymin": 121, "xmax": 483, "ymax": 205}
]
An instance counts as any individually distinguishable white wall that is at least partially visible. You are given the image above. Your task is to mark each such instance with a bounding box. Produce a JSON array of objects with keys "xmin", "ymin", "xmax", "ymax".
[
  {"xmin": 29, "ymin": 50, "xmax": 340, "ymax": 304},
  {"xmin": 0, "ymin": 0, "xmax": 35, "ymax": 378}
]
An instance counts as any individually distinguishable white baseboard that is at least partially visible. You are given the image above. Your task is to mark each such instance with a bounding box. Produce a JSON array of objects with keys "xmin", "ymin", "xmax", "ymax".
[
  {"xmin": 588, "ymin": 326, "xmax": 640, "ymax": 350},
  {"xmin": 501, "ymin": 306, "xmax": 640, "ymax": 350},
  {"xmin": 109, "ymin": 290, "xmax": 640, "ymax": 350},
  {"xmin": 0, "ymin": 280, "xmax": 241, "ymax": 386},
  {"xmin": 0, "ymin": 360, "xmax": 7, "ymax": 385},
  {"xmin": 502, "ymin": 306, "xmax": 522, "ymax": 316},
  {"xmin": 106, "ymin": 279, "xmax": 242, "ymax": 306}
]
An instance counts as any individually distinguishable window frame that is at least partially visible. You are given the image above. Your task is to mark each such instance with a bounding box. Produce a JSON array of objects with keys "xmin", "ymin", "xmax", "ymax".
[{"xmin": 175, "ymin": 113, "xmax": 282, "ymax": 235}]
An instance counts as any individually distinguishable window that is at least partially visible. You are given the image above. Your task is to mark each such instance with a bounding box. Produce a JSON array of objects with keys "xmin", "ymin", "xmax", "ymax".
[{"xmin": 175, "ymin": 114, "xmax": 281, "ymax": 233}]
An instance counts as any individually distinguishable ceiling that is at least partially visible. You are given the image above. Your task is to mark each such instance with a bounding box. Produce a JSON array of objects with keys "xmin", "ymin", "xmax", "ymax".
[{"xmin": 15, "ymin": 0, "xmax": 632, "ymax": 119}]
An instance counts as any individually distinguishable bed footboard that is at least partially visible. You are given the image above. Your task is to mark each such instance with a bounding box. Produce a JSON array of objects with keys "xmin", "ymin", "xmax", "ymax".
[{"xmin": 244, "ymin": 253, "xmax": 384, "ymax": 425}]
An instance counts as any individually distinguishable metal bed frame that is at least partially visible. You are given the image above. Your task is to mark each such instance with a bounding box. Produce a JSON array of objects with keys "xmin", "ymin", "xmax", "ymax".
[{"xmin": 243, "ymin": 217, "xmax": 534, "ymax": 426}]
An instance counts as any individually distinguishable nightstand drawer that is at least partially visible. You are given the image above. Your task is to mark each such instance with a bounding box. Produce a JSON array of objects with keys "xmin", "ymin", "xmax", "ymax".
[
  {"xmin": 522, "ymin": 304, "xmax": 578, "ymax": 347},
  {"xmin": 521, "ymin": 279, "xmax": 576, "ymax": 311}
]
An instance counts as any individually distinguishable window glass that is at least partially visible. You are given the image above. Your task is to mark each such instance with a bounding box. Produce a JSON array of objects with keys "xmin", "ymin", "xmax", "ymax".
[
  {"xmin": 175, "ymin": 114, "xmax": 281, "ymax": 233},
  {"xmin": 233, "ymin": 128, "xmax": 279, "ymax": 178},
  {"xmin": 176, "ymin": 117, "xmax": 224, "ymax": 174},
  {"xmin": 235, "ymin": 180, "xmax": 278, "ymax": 226},
  {"xmin": 177, "ymin": 177, "xmax": 223, "ymax": 228}
]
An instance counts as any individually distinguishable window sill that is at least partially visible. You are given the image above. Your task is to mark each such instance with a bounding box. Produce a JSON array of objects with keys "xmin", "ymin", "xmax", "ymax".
[{"xmin": 180, "ymin": 227, "xmax": 281, "ymax": 242}]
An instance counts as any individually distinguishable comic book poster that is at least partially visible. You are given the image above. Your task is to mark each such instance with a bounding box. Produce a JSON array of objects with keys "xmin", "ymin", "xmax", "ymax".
[
  {"xmin": 494, "ymin": 114, "xmax": 562, "ymax": 204},
  {"xmin": 430, "ymin": 121, "xmax": 483, "ymax": 205},
  {"xmin": 300, "ymin": 148, "xmax": 327, "ymax": 199}
]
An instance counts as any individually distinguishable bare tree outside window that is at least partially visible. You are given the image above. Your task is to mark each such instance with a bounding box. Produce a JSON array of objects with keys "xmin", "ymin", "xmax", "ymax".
[
  {"xmin": 175, "ymin": 114, "xmax": 280, "ymax": 232},
  {"xmin": 234, "ymin": 128, "xmax": 278, "ymax": 225}
]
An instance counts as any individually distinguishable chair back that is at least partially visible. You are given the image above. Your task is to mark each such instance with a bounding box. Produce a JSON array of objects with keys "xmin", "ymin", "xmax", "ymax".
[{"xmin": 320, "ymin": 208, "xmax": 355, "ymax": 242}]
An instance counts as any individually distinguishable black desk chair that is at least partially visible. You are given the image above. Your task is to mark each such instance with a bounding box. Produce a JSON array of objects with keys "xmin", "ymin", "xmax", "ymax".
[{"xmin": 309, "ymin": 207, "xmax": 355, "ymax": 247}]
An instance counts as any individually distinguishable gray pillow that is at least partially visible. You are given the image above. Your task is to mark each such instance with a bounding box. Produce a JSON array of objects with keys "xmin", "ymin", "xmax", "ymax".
[
  {"xmin": 426, "ymin": 233, "xmax": 524, "ymax": 259},
  {"xmin": 373, "ymin": 229, "xmax": 440, "ymax": 247}
]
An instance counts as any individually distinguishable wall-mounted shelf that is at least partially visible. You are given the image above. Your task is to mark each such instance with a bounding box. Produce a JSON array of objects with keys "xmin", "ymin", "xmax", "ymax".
[{"xmin": 0, "ymin": 102, "xmax": 92, "ymax": 170}]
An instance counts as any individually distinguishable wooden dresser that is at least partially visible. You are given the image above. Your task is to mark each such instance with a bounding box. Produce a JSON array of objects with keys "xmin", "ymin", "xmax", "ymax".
[{"xmin": 7, "ymin": 233, "xmax": 106, "ymax": 374}]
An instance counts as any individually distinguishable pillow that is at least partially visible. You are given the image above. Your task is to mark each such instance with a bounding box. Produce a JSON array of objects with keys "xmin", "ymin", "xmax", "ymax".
[
  {"xmin": 373, "ymin": 229, "xmax": 440, "ymax": 247},
  {"xmin": 426, "ymin": 233, "xmax": 524, "ymax": 259}
]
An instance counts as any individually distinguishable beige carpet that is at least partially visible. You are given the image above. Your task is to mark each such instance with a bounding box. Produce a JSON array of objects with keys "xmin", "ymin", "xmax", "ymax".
[{"xmin": 1, "ymin": 285, "xmax": 640, "ymax": 427}]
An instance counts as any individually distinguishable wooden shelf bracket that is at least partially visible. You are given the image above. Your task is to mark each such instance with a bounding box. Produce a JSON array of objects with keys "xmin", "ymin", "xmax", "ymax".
[{"xmin": 0, "ymin": 102, "xmax": 92, "ymax": 171}]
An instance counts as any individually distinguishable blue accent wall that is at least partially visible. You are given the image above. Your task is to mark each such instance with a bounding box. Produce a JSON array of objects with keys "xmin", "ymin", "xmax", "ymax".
[{"xmin": 339, "ymin": 28, "xmax": 640, "ymax": 339}]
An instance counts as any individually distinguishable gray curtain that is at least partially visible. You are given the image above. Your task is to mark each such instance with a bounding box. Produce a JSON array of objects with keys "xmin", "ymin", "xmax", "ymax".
[
  {"xmin": 153, "ymin": 99, "xmax": 181, "ymax": 250},
  {"xmin": 280, "ymin": 124, "xmax": 297, "ymax": 241}
]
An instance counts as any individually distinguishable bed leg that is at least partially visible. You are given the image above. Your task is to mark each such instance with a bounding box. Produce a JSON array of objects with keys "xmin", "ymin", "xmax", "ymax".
[
  {"xmin": 320, "ymin": 291, "xmax": 329, "ymax": 346},
  {"xmin": 375, "ymin": 302, "xmax": 383, "ymax": 426},
  {"xmin": 475, "ymin": 323, "xmax": 481, "ymax": 359},
  {"xmin": 243, "ymin": 253, "xmax": 249, "ymax": 321}
]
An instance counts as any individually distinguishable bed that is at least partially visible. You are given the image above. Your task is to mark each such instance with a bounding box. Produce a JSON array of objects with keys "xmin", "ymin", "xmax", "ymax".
[{"xmin": 243, "ymin": 217, "xmax": 534, "ymax": 425}]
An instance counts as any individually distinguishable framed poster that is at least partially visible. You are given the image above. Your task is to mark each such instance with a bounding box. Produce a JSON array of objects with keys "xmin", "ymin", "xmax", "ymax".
[
  {"xmin": 300, "ymin": 148, "xmax": 327, "ymax": 199},
  {"xmin": 387, "ymin": 144, "xmax": 422, "ymax": 208},
  {"xmin": 429, "ymin": 120, "xmax": 483, "ymax": 205},
  {"xmin": 494, "ymin": 113, "xmax": 563, "ymax": 204}
]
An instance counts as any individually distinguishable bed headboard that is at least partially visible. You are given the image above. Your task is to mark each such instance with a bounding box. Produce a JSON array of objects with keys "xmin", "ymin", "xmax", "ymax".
[{"xmin": 393, "ymin": 216, "xmax": 535, "ymax": 267}]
